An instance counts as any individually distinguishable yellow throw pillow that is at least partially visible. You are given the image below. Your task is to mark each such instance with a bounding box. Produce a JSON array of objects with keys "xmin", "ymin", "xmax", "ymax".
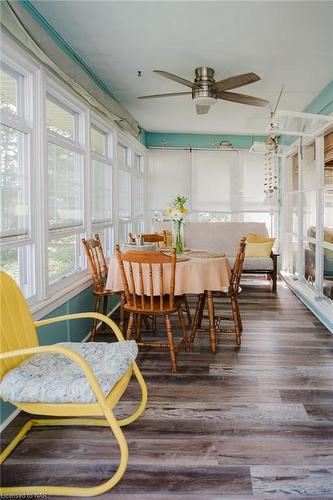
[
  {"xmin": 246, "ymin": 241, "xmax": 274, "ymax": 258},
  {"xmin": 247, "ymin": 233, "xmax": 275, "ymax": 244}
]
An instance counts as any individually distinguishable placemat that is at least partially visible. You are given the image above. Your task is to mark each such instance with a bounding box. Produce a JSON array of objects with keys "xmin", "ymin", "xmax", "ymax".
[{"xmin": 189, "ymin": 251, "xmax": 225, "ymax": 258}]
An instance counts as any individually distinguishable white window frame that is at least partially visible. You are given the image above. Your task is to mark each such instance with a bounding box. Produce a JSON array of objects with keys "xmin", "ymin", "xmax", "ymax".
[
  {"xmin": 45, "ymin": 75, "xmax": 87, "ymax": 292},
  {"xmin": 90, "ymin": 113, "xmax": 114, "ymax": 257},
  {"xmin": 0, "ymin": 34, "xmax": 148, "ymax": 318}
]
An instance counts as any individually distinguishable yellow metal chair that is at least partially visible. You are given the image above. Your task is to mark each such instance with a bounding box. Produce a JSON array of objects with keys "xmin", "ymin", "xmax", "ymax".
[{"xmin": 0, "ymin": 271, "xmax": 148, "ymax": 497}]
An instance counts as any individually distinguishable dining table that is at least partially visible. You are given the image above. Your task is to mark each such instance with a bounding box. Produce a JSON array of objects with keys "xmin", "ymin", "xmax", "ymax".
[{"xmin": 105, "ymin": 249, "xmax": 231, "ymax": 353}]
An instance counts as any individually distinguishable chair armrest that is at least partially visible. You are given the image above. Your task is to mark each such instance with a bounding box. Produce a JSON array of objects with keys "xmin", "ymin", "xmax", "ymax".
[
  {"xmin": 271, "ymin": 249, "xmax": 280, "ymax": 257},
  {"xmin": 34, "ymin": 312, "xmax": 125, "ymax": 342},
  {"xmin": 0, "ymin": 344, "xmax": 111, "ymax": 408}
]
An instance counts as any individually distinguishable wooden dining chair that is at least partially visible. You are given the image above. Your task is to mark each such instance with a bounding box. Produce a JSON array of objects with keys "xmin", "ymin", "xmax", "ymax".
[
  {"xmin": 190, "ymin": 237, "xmax": 247, "ymax": 347},
  {"xmin": 115, "ymin": 245, "xmax": 190, "ymax": 372},
  {"xmin": 82, "ymin": 234, "xmax": 125, "ymax": 340},
  {"xmin": 128, "ymin": 231, "xmax": 167, "ymax": 246},
  {"xmin": 128, "ymin": 231, "xmax": 192, "ymax": 326}
]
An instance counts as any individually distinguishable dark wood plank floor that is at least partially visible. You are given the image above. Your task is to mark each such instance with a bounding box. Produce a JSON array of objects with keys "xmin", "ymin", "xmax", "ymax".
[{"xmin": 2, "ymin": 278, "xmax": 333, "ymax": 498}]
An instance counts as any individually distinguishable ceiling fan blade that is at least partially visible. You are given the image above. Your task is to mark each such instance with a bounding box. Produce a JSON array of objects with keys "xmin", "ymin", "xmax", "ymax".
[
  {"xmin": 218, "ymin": 91, "xmax": 269, "ymax": 107},
  {"xmin": 154, "ymin": 70, "xmax": 196, "ymax": 89},
  {"xmin": 138, "ymin": 92, "xmax": 191, "ymax": 99},
  {"xmin": 212, "ymin": 72, "xmax": 260, "ymax": 92},
  {"xmin": 196, "ymin": 104, "xmax": 210, "ymax": 115}
]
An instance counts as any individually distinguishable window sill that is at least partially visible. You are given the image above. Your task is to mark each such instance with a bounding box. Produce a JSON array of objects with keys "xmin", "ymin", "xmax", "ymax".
[{"xmin": 31, "ymin": 273, "xmax": 92, "ymax": 320}]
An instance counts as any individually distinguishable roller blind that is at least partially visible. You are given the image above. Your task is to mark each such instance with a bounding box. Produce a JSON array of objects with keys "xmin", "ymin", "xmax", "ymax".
[
  {"xmin": 240, "ymin": 151, "xmax": 266, "ymax": 210},
  {"xmin": 148, "ymin": 150, "xmax": 190, "ymax": 209},
  {"xmin": 191, "ymin": 151, "xmax": 236, "ymax": 211}
]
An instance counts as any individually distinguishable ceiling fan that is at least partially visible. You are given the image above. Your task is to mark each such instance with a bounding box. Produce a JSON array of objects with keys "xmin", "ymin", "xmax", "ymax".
[{"xmin": 138, "ymin": 67, "xmax": 269, "ymax": 115}]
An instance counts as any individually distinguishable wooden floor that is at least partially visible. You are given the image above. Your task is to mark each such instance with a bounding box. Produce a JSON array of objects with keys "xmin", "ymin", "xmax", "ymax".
[{"xmin": 2, "ymin": 278, "xmax": 333, "ymax": 498}]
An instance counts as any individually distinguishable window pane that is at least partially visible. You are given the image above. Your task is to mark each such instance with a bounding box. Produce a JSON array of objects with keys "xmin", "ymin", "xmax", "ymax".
[
  {"xmin": 0, "ymin": 125, "xmax": 29, "ymax": 240},
  {"xmin": 303, "ymin": 191, "xmax": 316, "ymax": 238},
  {"xmin": 92, "ymin": 225, "xmax": 114, "ymax": 258},
  {"xmin": 48, "ymin": 235, "xmax": 77, "ymax": 283},
  {"xmin": 118, "ymin": 143, "xmax": 129, "ymax": 167},
  {"xmin": 324, "ymin": 189, "xmax": 333, "ymax": 237},
  {"xmin": 292, "ymin": 153, "xmax": 299, "ymax": 191},
  {"xmin": 292, "ymin": 237, "xmax": 298, "ymax": 276},
  {"xmin": 323, "ymin": 247, "xmax": 333, "ymax": 300},
  {"xmin": 46, "ymin": 98, "xmax": 75, "ymax": 139},
  {"xmin": 91, "ymin": 126, "xmax": 106, "ymax": 155},
  {"xmin": 304, "ymin": 240, "xmax": 315, "ymax": 285},
  {"xmin": 196, "ymin": 212, "xmax": 231, "ymax": 222},
  {"xmin": 133, "ymin": 176, "xmax": 144, "ymax": 218},
  {"xmin": 133, "ymin": 219, "xmax": 144, "ymax": 235},
  {"xmin": 118, "ymin": 221, "xmax": 132, "ymax": 243},
  {"xmin": 242, "ymin": 212, "xmax": 273, "ymax": 236},
  {"xmin": 292, "ymin": 193, "xmax": 299, "ymax": 234},
  {"xmin": 325, "ymin": 160, "xmax": 333, "ymax": 185},
  {"xmin": 0, "ymin": 68, "xmax": 17, "ymax": 114},
  {"xmin": 134, "ymin": 154, "xmax": 144, "ymax": 174},
  {"xmin": 48, "ymin": 143, "xmax": 83, "ymax": 228},
  {"xmin": 91, "ymin": 159, "xmax": 112, "ymax": 222},
  {"xmin": 118, "ymin": 169, "xmax": 131, "ymax": 219},
  {"xmin": 303, "ymin": 143, "xmax": 315, "ymax": 189},
  {"xmin": 0, "ymin": 247, "xmax": 19, "ymax": 282}
]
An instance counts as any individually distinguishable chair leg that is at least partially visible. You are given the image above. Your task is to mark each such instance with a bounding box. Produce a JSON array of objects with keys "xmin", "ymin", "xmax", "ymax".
[
  {"xmin": 0, "ymin": 411, "xmax": 128, "ymax": 496},
  {"xmin": 197, "ymin": 292, "xmax": 206, "ymax": 328},
  {"xmin": 184, "ymin": 295, "xmax": 192, "ymax": 325},
  {"xmin": 91, "ymin": 295, "xmax": 101, "ymax": 341},
  {"xmin": 178, "ymin": 306, "xmax": 190, "ymax": 351},
  {"xmin": 119, "ymin": 293, "xmax": 125, "ymax": 333},
  {"xmin": 117, "ymin": 362, "xmax": 148, "ymax": 427},
  {"xmin": 136, "ymin": 314, "xmax": 142, "ymax": 342},
  {"xmin": 190, "ymin": 294, "xmax": 203, "ymax": 344},
  {"xmin": 231, "ymin": 295, "xmax": 241, "ymax": 346},
  {"xmin": 165, "ymin": 314, "xmax": 177, "ymax": 372},
  {"xmin": 126, "ymin": 313, "xmax": 135, "ymax": 340}
]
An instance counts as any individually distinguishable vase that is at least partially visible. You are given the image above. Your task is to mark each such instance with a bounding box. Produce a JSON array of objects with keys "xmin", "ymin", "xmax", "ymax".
[{"xmin": 172, "ymin": 220, "xmax": 184, "ymax": 254}]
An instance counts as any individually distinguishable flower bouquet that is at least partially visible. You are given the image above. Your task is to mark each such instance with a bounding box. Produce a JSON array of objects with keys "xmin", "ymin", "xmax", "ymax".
[{"xmin": 165, "ymin": 195, "xmax": 188, "ymax": 254}]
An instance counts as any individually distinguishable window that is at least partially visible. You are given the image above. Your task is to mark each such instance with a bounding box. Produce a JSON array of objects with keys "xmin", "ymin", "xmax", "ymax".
[
  {"xmin": 0, "ymin": 65, "xmax": 19, "ymax": 114},
  {"xmin": 282, "ymin": 130, "xmax": 333, "ymax": 310},
  {"xmin": 0, "ymin": 37, "xmax": 147, "ymax": 314},
  {"xmin": 90, "ymin": 122, "xmax": 113, "ymax": 257},
  {"xmin": 46, "ymin": 92, "xmax": 84, "ymax": 285},
  {"xmin": 0, "ymin": 61, "xmax": 35, "ymax": 299},
  {"xmin": 118, "ymin": 141, "xmax": 131, "ymax": 242},
  {"xmin": 133, "ymin": 153, "xmax": 145, "ymax": 230}
]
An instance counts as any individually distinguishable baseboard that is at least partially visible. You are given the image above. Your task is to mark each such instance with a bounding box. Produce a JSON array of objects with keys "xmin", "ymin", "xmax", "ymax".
[{"xmin": 0, "ymin": 303, "xmax": 120, "ymax": 433}]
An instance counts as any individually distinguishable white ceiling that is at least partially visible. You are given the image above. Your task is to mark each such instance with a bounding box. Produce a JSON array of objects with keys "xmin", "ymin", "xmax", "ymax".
[{"xmin": 32, "ymin": 1, "xmax": 333, "ymax": 135}]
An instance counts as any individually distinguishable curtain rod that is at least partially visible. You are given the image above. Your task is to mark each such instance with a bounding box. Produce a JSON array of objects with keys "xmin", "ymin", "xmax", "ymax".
[{"xmin": 147, "ymin": 147, "xmax": 249, "ymax": 152}]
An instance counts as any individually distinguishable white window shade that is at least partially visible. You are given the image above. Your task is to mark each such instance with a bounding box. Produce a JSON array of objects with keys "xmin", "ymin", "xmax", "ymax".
[
  {"xmin": 191, "ymin": 151, "xmax": 236, "ymax": 211},
  {"xmin": 240, "ymin": 152, "xmax": 266, "ymax": 210},
  {"xmin": 148, "ymin": 150, "xmax": 190, "ymax": 209}
]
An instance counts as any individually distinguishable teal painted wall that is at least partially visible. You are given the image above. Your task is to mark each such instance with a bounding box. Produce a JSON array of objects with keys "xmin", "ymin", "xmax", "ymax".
[
  {"xmin": 0, "ymin": 286, "xmax": 120, "ymax": 425},
  {"xmin": 145, "ymin": 132, "xmax": 266, "ymax": 149}
]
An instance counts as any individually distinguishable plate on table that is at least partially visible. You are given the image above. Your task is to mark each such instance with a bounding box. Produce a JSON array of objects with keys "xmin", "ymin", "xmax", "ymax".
[
  {"xmin": 176, "ymin": 255, "xmax": 190, "ymax": 262},
  {"xmin": 189, "ymin": 250, "xmax": 225, "ymax": 259},
  {"xmin": 159, "ymin": 247, "xmax": 191, "ymax": 253}
]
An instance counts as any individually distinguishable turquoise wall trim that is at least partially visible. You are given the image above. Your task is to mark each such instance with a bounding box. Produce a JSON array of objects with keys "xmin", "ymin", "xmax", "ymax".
[
  {"xmin": 0, "ymin": 285, "xmax": 120, "ymax": 425},
  {"xmin": 145, "ymin": 132, "xmax": 266, "ymax": 149},
  {"xmin": 19, "ymin": 0, "xmax": 118, "ymax": 102},
  {"xmin": 304, "ymin": 80, "xmax": 333, "ymax": 116}
]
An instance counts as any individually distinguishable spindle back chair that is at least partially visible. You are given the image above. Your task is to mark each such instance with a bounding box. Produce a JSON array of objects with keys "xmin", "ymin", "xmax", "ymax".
[
  {"xmin": 115, "ymin": 245, "xmax": 189, "ymax": 372},
  {"xmin": 82, "ymin": 235, "xmax": 125, "ymax": 339},
  {"xmin": 128, "ymin": 231, "xmax": 167, "ymax": 246}
]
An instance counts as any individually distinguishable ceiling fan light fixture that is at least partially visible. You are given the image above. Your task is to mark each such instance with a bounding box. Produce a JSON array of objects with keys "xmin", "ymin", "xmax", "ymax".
[{"xmin": 193, "ymin": 95, "xmax": 217, "ymax": 106}]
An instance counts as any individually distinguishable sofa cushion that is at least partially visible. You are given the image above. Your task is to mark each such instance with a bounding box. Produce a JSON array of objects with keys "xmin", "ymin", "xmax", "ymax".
[
  {"xmin": 0, "ymin": 341, "xmax": 138, "ymax": 404},
  {"xmin": 230, "ymin": 256, "xmax": 274, "ymax": 271},
  {"xmin": 246, "ymin": 242, "xmax": 274, "ymax": 258}
]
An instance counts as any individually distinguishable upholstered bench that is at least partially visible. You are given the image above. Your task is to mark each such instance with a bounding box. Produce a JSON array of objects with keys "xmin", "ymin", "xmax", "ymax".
[{"xmin": 154, "ymin": 221, "xmax": 278, "ymax": 291}]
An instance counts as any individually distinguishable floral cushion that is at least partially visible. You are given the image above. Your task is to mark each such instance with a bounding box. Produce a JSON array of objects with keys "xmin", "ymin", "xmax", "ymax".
[{"xmin": 0, "ymin": 341, "xmax": 138, "ymax": 404}]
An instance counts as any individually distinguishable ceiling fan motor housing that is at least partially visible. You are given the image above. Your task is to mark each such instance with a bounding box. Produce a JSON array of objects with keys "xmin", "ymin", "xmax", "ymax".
[{"xmin": 193, "ymin": 67, "xmax": 217, "ymax": 104}]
